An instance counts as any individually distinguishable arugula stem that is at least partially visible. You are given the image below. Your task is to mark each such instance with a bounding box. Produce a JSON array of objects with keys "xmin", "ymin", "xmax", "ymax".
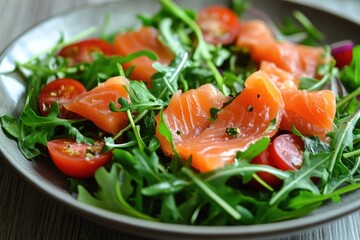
[
  {"xmin": 161, "ymin": 52, "xmax": 189, "ymax": 96},
  {"xmin": 252, "ymin": 174, "xmax": 274, "ymax": 191},
  {"xmin": 343, "ymin": 150, "xmax": 360, "ymax": 159},
  {"xmin": 157, "ymin": 52, "xmax": 188, "ymax": 98},
  {"xmin": 324, "ymin": 110, "xmax": 360, "ymax": 194},
  {"xmin": 293, "ymin": 10, "xmax": 323, "ymax": 41},
  {"xmin": 206, "ymin": 59, "xmax": 230, "ymax": 95},
  {"xmin": 306, "ymin": 71, "xmax": 331, "ymax": 91},
  {"xmin": 114, "ymin": 110, "xmax": 148, "ymax": 140},
  {"xmin": 190, "ymin": 203, "xmax": 202, "ymax": 224},
  {"xmin": 159, "ymin": 0, "xmax": 210, "ymax": 60},
  {"xmin": 105, "ymin": 140, "xmax": 137, "ymax": 149},
  {"xmin": 271, "ymin": 156, "xmax": 329, "ymax": 205},
  {"xmin": 135, "ymin": 180, "xmax": 144, "ymax": 212},
  {"xmin": 181, "ymin": 168, "xmax": 242, "ymax": 220},
  {"xmin": 336, "ymin": 87, "xmax": 360, "ymax": 109},
  {"xmin": 329, "ymin": 157, "xmax": 359, "ymax": 192},
  {"xmin": 126, "ymin": 110, "xmax": 146, "ymax": 152},
  {"xmin": 113, "ymin": 182, "xmax": 157, "ymax": 221},
  {"xmin": 159, "ymin": 0, "xmax": 228, "ymax": 95},
  {"xmin": 204, "ymin": 165, "xmax": 290, "ymax": 183},
  {"xmin": 162, "ymin": 75, "xmax": 176, "ymax": 95},
  {"xmin": 349, "ymin": 156, "xmax": 360, "ymax": 175}
]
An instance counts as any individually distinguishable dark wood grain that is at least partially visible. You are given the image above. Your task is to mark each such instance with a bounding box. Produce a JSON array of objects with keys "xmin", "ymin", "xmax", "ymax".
[{"xmin": 0, "ymin": 162, "xmax": 153, "ymax": 240}]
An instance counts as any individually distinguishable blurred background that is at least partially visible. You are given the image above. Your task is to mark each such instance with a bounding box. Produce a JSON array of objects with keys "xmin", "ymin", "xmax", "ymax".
[{"xmin": 0, "ymin": 0, "xmax": 359, "ymax": 51}]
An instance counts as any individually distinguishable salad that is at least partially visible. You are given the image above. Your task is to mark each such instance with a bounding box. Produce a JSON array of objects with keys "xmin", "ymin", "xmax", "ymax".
[{"xmin": 1, "ymin": 0, "xmax": 360, "ymax": 226}]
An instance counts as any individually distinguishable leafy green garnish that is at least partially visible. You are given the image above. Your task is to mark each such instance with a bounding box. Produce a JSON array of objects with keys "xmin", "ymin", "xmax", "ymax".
[
  {"xmin": 340, "ymin": 45, "xmax": 360, "ymax": 92},
  {"xmin": 2, "ymin": 0, "xmax": 360, "ymax": 227}
]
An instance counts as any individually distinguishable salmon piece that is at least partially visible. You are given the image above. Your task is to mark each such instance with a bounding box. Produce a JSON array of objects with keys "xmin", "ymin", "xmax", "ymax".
[
  {"xmin": 280, "ymin": 90, "xmax": 336, "ymax": 141},
  {"xmin": 114, "ymin": 27, "xmax": 174, "ymax": 85},
  {"xmin": 176, "ymin": 71, "xmax": 284, "ymax": 172},
  {"xmin": 236, "ymin": 20, "xmax": 325, "ymax": 79},
  {"xmin": 155, "ymin": 84, "xmax": 231, "ymax": 156},
  {"xmin": 259, "ymin": 61, "xmax": 298, "ymax": 90},
  {"xmin": 260, "ymin": 61, "xmax": 336, "ymax": 140},
  {"xmin": 64, "ymin": 76, "xmax": 130, "ymax": 135}
]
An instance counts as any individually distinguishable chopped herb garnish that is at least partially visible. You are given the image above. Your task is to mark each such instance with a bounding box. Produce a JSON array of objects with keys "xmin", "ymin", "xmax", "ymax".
[{"xmin": 225, "ymin": 127, "xmax": 241, "ymax": 137}]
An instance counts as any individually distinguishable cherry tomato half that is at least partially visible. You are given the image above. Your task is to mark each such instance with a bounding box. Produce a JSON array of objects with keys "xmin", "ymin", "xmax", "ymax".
[
  {"xmin": 250, "ymin": 134, "xmax": 305, "ymax": 188},
  {"xmin": 269, "ymin": 134, "xmax": 304, "ymax": 171},
  {"xmin": 197, "ymin": 5, "xmax": 241, "ymax": 45},
  {"xmin": 58, "ymin": 38, "xmax": 115, "ymax": 65},
  {"xmin": 39, "ymin": 78, "xmax": 86, "ymax": 118},
  {"xmin": 47, "ymin": 138, "xmax": 112, "ymax": 178},
  {"xmin": 250, "ymin": 148, "xmax": 282, "ymax": 188}
]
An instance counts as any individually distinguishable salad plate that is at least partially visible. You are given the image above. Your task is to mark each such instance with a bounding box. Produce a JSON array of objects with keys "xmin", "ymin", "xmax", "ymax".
[{"xmin": 0, "ymin": 0, "xmax": 359, "ymax": 239}]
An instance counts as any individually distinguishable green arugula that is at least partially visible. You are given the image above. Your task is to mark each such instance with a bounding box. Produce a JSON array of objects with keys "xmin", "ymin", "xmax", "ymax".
[
  {"xmin": 340, "ymin": 46, "xmax": 360, "ymax": 92},
  {"xmin": 1, "ymin": 0, "xmax": 360, "ymax": 227}
]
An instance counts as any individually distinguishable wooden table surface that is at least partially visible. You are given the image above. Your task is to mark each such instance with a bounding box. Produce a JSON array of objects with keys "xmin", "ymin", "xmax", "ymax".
[{"xmin": 0, "ymin": 0, "xmax": 360, "ymax": 239}]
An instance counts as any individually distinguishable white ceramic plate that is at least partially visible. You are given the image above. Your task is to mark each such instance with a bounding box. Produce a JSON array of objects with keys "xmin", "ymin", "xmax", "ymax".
[{"xmin": 0, "ymin": 0, "xmax": 360, "ymax": 239}]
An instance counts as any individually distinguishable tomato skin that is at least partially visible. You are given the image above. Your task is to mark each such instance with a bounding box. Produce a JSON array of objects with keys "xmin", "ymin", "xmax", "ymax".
[
  {"xmin": 249, "ymin": 134, "xmax": 304, "ymax": 188},
  {"xmin": 250, "ymin": 148, "xmax": 282, "ymax": 188},
  {"xmin": 269, "ymin": 134, "xmax": 304, "ymax": 171},
  {"xmin": 47, "ymin": 138, "xmax": 112, "ymax": 178},
  {"xmin": 197, "ymin": 5, "xmax": 241, "ymax": 45},
  {"xmin": 39, "ymin": 78, "xmax": 87, "ymax": 119},
  {"xmin": 58, "ymin": 38, "xmax": 115, "ymax": 65}
]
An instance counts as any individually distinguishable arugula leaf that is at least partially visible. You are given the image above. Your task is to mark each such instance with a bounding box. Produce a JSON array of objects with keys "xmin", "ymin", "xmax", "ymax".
[
  {"xmin": 205, "ymin": 160, "xmax": 290, "ymax": 185},
  {"xmin": 270, "ymin": 151, "xmax": 330, "ymax": 205},
  {"xmin": 340, "ymin": 45, "xmax": 360, "ymax": 92},
  {"xmin": 287, "ymin": 183, "xmax": 360, "ymax": 210},
  {"xmin": 1, "ymin": 89, "xmax": 92, "ymax": 158},
  {"xmin": 324, "ymin": 110, "xmax": 360, "ymax": 193},
  {"xmin": 279, "ymin": 10, "xmax": 323, "ymax": 46},
  {"xmin": 159, "ymin": 0, "xmax": 229, "ymax": 95},
  {"xmin": 235, "ymin": 137, "xmax": 270, "ymax": 161},
  {"xmin": 181, "ymin": 167, "xmax": 242, "ymax": 220},
  {"xmin": 151, "ymin": 51, "xmax": 189, "ymax": 98},
  {"xmin": 231, "ymin": 0, "xmax": 249, "ymax": 16},
  {"xmin": 78, "ymin": 164, "xmax": 157, "ymax": 221}
]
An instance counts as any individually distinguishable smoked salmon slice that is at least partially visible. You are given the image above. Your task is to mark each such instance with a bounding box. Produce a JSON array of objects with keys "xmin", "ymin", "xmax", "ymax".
[
  {"xmin": 259, "ymin": 61, "xmax": 298, "ymax": 90},
  {"xmin": 236, "ymin": 20, "xmax": 325, "ymax": 79},
  {"xmin": 280, "ymin": 90, "xmax": 335, "ymax": 141},
  {"xmin": 259, "ymin": 61, "xmax": 336, "ymax": 140},
  {"xmin": 64, "ymin": 76, "xmax": 130, "ymax": 135},
  {"xmin": 174, "ymin": 71, "xmax": 284, "ymax": 172},
  {"xmin": 155, "ymin": 84, "xmax": 231, "ymax": 156},
  {"xmin": 114, "ymin": 27, "xmax": 174, "ymax": 85}
]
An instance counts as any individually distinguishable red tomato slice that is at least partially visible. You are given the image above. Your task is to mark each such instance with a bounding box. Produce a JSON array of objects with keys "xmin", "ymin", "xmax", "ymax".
[
  {"xmin": 58, "ymin": 38, "xmax": 115, "ymax": 65},
  {"xmin": 250, "ymin": 148, "xmax": 282, "ymax": 188},
  {"xmin": 39, "ymin": 78, "xmax": 86, "ymax": 119},
  {"xmin": 47, "ymin": 138, "xmax": 112, "ymax": 178},
  {"xmin": 268, "ymin": 134, "xmax": 304, "ymax": 171},
  {"xmin": 197, "ymin": 5, "xmax": 241, "ymax": 45},
  {"xmin": 250, "ymin": 133, "xmax": 304, "ymax": 188}
]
